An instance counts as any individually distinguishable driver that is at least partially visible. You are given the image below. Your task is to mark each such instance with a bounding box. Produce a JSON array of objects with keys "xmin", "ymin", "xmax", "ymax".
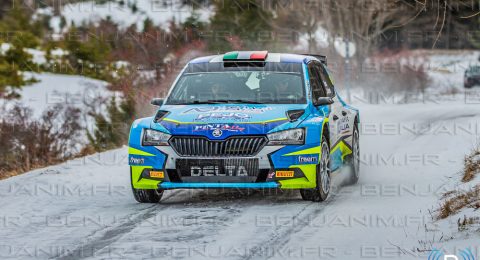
[
  {"xmin": 275, "ymin": 78, "xmax": 297, "ymax": 101},
  {"xmin": 276, "ymin": 80, "xmax": 289, "ymax": 93},
  {"xmin": 211, "ymin": 82, "xmax": 228, "ymax": 99}
]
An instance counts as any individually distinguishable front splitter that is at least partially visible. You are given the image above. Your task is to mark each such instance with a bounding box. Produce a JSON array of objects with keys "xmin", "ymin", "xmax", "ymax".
[{"xmin": 158, "ymin": 182, "xmax": 279, "ymax": 189}]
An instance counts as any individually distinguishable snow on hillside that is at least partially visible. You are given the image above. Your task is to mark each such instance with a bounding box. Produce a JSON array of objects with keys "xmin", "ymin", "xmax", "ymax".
[
  {"xmin": 6, "ymin": 73, "xmax": 112, "ymax": 117},
  {"xmin": 1, "ymin": 73, "xmax": 118, "ymax": 148},
  {"xmin": 47, "ymin": 0, "xmax": 214, "ymax": 32}
]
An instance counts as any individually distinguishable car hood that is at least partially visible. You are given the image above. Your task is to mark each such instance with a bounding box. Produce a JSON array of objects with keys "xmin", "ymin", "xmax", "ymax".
[{"xmin": 153, "ymin": 104, "xmax": 309, "ymax": 139}]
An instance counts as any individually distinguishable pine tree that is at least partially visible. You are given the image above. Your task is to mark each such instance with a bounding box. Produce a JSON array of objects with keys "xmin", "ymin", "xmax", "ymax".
[
  {"xmin": 208, "ymin": 0, "xmax": 272, "ymax": 51},
  {"xmin": 87, "ymin": 95, "xmax": 135, "ymax": 152},
  {"xmin": 0, "ymin": 57, "xmax": 26, "ymax": 93},
  {"xmin": 143, "ymin": 17, "xmax": 154, "ymax": 32},
  {"xmin": 131, "ymin": 2, "xmax": 138, "ymax": 13},
  {"xmin": 0, "ymin": 0, "xmax": 41, "ymax": 93}
]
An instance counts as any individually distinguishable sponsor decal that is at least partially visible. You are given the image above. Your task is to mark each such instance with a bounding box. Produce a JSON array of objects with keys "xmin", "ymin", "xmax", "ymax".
[
  {"xmin": 298, "ymin": 156, "xmax": 318, "ymax": 163},
  {"xmin": 307, "ymin": 117, "xmax": 324, "ymax": 123},
  {"xmin": 195, "ymin": 112, "xmax": 250, "ymax": 121},
  {"xmin": 149, "ymin": 171, "xmax": 164, "ymax": 178},
  {"xmin": 275, "ymin": 170, "xmax": 295, "ymax": 178},
  {"xmin": 129, "ymin": 157, "xmax": 144, "ymax": 164},
  {"xmin": 183, "ymin": 106, "xmax": 273, "ymax": 114},
  {"xmin": 212, "ymin": 129, "xmax": 223, "ymax": 137},
  {"xmin": 190, "ymin": 165, "xmax": 248, "ymax": 176},
  {"xmin": 337, "ymin": 116, "xmax": 350, "ymax": 133},
  {"xmin": 193, "ymin": 124, "xmax": 245, "ymax": 132}
]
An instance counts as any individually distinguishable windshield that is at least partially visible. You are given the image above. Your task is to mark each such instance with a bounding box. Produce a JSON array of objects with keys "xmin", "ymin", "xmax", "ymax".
[{"xmin": 166, "ymin": 64, "xmax": 306, "ymax": 105}]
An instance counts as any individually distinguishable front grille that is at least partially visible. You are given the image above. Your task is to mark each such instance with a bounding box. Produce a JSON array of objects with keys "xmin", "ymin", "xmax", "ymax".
[{"xmin": 169, "ymin": 136, "xmax": 267, "ymax": 157}]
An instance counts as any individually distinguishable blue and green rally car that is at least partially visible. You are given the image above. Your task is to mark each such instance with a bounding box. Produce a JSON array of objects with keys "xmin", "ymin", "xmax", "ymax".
[{"xmin": 128, "ymin": 51, "xmax": 360, "ymax": 203}]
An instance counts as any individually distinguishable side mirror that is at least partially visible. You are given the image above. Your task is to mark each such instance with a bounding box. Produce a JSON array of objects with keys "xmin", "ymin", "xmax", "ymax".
[
  {"xmin": 151, "ymin": 98, "xmax": 164, "ymax": 106},
  {"xmin": 315, "ymin": 97, "xmax": 334, "ymax": 106}
]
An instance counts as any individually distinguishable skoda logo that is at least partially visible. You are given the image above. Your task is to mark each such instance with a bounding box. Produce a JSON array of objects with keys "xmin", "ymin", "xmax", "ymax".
[{"xmin": 212, "ymin": 129, "xmax": 223, "ymax": 137}]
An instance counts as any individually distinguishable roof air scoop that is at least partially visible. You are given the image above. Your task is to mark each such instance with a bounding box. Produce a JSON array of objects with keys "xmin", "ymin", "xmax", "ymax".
[
  {"xmin": 223, "ymin": 51, "xmax": 268, "ymax": 61},
  {"xmin": 153, "ymin": 110, "xmax": 169, "ymax": 123},
  {"xmin": 286, "ymin": 109, "xmax": 305, "ymax": 122}
]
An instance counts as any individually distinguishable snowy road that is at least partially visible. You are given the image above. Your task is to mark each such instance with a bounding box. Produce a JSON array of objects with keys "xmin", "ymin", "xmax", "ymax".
[{"xmin": 1, "ymin": 95, "xmax": 480, "ymax": 260}]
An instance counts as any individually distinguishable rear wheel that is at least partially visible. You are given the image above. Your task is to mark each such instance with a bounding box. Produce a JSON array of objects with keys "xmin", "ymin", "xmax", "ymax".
[
  {"xmin": 345, "ymin": 123, "xmax": 360, "ymax": 185},
  {"xmin": 300, "ymin": 136, "xmax": 331, "ymax": 202}
]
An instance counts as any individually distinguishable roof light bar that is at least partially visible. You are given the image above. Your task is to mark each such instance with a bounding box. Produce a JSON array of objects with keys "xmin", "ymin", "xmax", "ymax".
[
  {"xmin": 250, "ymin": 51, "xmax": 268, "ymax": 60},
  {"xmin": 223, "ymin": 51, "xmax": 268, "ymax": 61},
  {"xmin": 223, "ymin": 51, "xmax": 239, "ymax": 60}
]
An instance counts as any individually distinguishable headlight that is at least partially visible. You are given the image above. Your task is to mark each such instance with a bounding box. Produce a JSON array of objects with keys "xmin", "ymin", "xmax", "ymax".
[
  {"xmin": 267, "ymin": 128, "xmax": 305, "ymax": 145},
  {"xmin": 142, "ymin": 129, "xmax": 171, "ymax": 146}
]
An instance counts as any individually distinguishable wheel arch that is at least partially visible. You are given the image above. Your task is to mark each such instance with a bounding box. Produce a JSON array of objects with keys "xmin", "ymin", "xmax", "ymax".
[
  {"xmin": 321, "ymin": 122, "xmax": 330, "ymax": 146},
  {"xmin": 354, "ymin": 113, "xmax": 360, "ymax": 127}
]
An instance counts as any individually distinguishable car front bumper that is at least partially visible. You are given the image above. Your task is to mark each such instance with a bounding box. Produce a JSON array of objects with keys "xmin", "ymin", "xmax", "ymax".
[
  {"xmin": 129, "ymin": 145, "xmax": 319, "ymax": 190},
  {"xmin": 130, "ymin": 167, "xmax": 317, "ymax": 190}
]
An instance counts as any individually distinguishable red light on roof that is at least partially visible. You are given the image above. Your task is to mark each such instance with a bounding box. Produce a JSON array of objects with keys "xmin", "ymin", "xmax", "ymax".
[{"xmin": 250, "ymin": 51, "xmax": 268, "ymax": 60}]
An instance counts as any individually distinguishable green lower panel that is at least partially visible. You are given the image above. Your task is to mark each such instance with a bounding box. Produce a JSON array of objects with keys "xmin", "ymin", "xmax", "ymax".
[
  {"xmin": 278, "ymin": 164, "xmax": 317, "ymax": 189},
  {"xmin": 131, "ymin": 166, "xmax": 161, "ymax": 189}
]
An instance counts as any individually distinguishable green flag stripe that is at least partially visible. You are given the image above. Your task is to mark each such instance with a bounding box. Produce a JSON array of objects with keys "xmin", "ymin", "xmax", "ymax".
[{"xmin": 223, "ymin": 52, "xmax": 239, "ymax": 60}]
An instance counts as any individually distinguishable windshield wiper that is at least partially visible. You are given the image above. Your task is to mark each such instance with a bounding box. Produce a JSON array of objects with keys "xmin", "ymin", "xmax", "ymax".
[
  {"xmin": 171, "ymin": 100, "xmax": 263, "ymax": 105},
  {"xmin": 193, "ymin": 100, "xmax": 227, "ymax": 104},
  {"xmin": 212, "ymin": 99, "xmax": 263, "ymax": 104},
  {"xmin": 172, "ymin": 100, "xmax": 226, "ymax": 105}
]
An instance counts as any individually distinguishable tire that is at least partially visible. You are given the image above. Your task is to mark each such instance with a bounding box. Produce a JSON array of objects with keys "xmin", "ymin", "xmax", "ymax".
[
  {"xmin": 130, "ymin": 167, "xmax": 164, "ymax": 203},
  {"xmin": 345, "ymin": 123, "xmax": 360, "ymax": 185},
  {"xmin": 300, "ymin": 135, "xmax": 331, "ymax": 202},
  {"xmin": 132, "ymin": 187, "xmax": 164, "ymax": 203}
]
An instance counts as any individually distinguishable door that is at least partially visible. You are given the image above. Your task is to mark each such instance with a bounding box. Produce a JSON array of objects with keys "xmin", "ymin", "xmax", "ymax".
[
  {"xmin": 317, "ymin": 64, "xmax": 353, "ymax": 170},
  {"xmin": 308, "ymin": 61, "xmax": 338, "ymax": 147}
]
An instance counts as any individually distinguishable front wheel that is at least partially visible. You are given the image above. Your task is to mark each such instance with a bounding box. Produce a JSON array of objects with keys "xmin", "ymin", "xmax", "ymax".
[
  {"xmin": 130, "ymin": 168, "xmax": 164, "ymax": 203},
  {"xmin": 132, "ymin": 188, "xmax": 164, "ymax": 203},
  {"xmin": 300, "ymin": 136, "xmax": 331, "ymax": 202}
]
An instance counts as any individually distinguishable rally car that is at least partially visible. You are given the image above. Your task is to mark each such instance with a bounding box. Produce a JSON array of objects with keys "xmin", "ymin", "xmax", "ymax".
[
  {"xmin": 128, "ymin": 51, "xmax": 360, "ymax": 203},
  {"xmin": 464, "ymin": 65, "xmax": 480, "ymax": 88}
]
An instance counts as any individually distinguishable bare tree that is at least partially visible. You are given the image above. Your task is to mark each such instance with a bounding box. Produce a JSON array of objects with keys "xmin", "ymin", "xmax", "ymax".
[
  {"xmin": 317, "ymin": 1, "xmax": 427, "ymax": 62},
  {"xmin": 279, "ymin": 0, "xmax": 478, "ymax": 58},
  {"xmin": 0, "ymin": 104, "xmax": 81, "ymax": 178}
]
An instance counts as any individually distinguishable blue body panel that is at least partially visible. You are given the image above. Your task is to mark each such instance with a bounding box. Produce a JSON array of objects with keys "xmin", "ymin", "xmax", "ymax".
[{"xmin": 128, "ymin": 117, "xmax": 165, "ymax": 169}]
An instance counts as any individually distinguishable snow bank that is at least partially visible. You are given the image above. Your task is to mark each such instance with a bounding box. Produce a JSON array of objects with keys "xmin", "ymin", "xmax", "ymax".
[
  {"xmin": 6, "ymin": 73, "xmax": 111, "ymax": 117},
  {"xmin": 425, "ymin": 50, "xmax": 480, "ymax": 93},
  {"xmin": 1, "ymin": 73, "xmax": 119, "ymax": 148}
]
